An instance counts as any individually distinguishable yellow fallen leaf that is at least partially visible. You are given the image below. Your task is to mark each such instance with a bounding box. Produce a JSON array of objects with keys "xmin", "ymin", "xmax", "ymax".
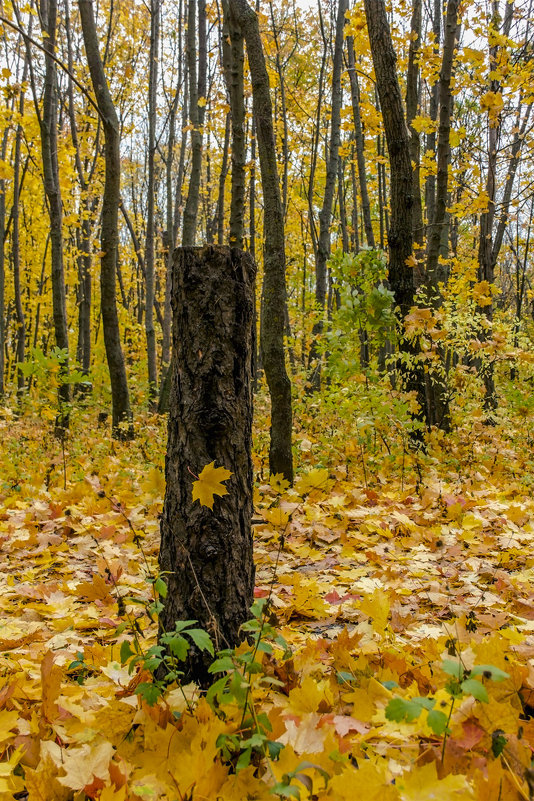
[
  {"xmin": 398, "ymin": 761, "xmax": 472, "ymax": 800},
  {"xmin": 264, "ymin": 507, "xmax": 290, "ymax": 527},
  {"xmin": 295, "ymin": 468, "xmax": 329, "ymax": 495},
  {"xmin": 359, "ymin": 588, "xmax": 390, "ymax": 635},
  {"xmin": 192, "ymin": 462, "xmax": 232, "ymax": 510}
]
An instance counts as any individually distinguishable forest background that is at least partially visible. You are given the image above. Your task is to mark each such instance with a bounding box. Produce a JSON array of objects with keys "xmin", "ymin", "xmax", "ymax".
[{"xmin": 1, "ymin": 0, "xmax": 534, "ymax": 798}]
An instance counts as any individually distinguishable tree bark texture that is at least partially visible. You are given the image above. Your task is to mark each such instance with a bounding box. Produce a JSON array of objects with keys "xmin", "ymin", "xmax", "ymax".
[
  {"xmin": 229, "ymin": 0, "xmax": 293, "ymax": 482},
  {"xmin": 405, "ymin": 0, "xmax": 424, "ymax": 254},
  {"xmin": 159, "ymin": 245, "xmax": 256, "ymax": 684},
  {"xmin": 40, "ymin": 0, "xmax": 71, "ymax": 432},
  {"xmin": 364, "ymin": 0, "xmax": 429, "ymax": 428},
  {"xmin": 425, "ymin": 0, "xmax": 459, "ymax": 291},
  {"xmin": 79, "ymin": 0, "xmax": 133, "ymax": 439},
  {"xmin": 222, "ymin": 0, "xmax": 246, "ymax": 247},
  {"xmin": 145, "ymin": 0, "xmax": 160, "ymax": 408},
  {"xmin": 182, "ymin": 0, "xmax": 207, "ymax": 246}
]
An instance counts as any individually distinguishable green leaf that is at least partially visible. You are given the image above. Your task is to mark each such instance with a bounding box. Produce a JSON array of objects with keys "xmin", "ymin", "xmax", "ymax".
[
  {"xmin": 135, "ymin": 682, "xmax": 162, "ymax": 706},
  {"xmin": 236, "ymin": 747, "xmax": 252, "ymax": 772},
  {"xmin": 272, "ymin": 783, "xmax": 300, "ymax": 799},
  {"xmin": 441, "ymin": 659, "xmax": 464, "ymax": 679},
  {"xmin": 208, "ymin": 656, "xmax": 235, "ymax": 674},
  {"xmin": 186, "ymin": 627, "xmax": 214, "ymax": 656},
  {"xmin": 153, "ymin": 577, "xmax": 168, "ymax": 598},
  {"xmin": 120, "ymin": 640, "xmax": 135, "ymax": 664},
  {"xmin": 385, "ymin": 697, "xmax": 434, "ymax": 723},
  {"xmin": 172, "ymin": 619, "xmax": 198, "ymax": 633},
  {"xmin": 470, "ymin": 664, "xmax": 510, "ymax": 682},
  {"xmin": 491, "ymin": 730, "xmax": 507, "ymax": 757},
  {"xmin": 461, "ymin": 678, "xmax": 489, "ymax": 703},
  {"xmin": 167, "ymin": 635, "xmax": 189, "ymax": 660},
  {"xmin": 427, "ymin": 709, "xmax": 449, "ymax": 735},
  {"xmin": 267, "ymin": 740, "xmax": 284, "ymax": 760}
]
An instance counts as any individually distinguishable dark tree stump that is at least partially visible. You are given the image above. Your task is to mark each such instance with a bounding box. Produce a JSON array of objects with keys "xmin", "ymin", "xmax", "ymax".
[{"xmin": 159, "ymin": 245, "xmax": 256, "ymax": 685}]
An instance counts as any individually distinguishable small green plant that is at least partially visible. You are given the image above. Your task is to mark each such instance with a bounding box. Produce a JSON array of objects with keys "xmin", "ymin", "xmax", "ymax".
[
  {"xmin": 120, "ymin": 617, "xmax": 214, "ymax": 706},
  {"xmin": 206, "ymin": 598, "xmax": 291, "ymax": 771},
  {"xmin": 386, "ymin": 659, "xmax": 509, "ymax": 759}
]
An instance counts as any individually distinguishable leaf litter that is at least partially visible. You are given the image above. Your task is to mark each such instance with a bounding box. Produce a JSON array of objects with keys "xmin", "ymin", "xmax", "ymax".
[{"xmin": 0, "ymin": 409, "xmax": 534, "ymax": 799}]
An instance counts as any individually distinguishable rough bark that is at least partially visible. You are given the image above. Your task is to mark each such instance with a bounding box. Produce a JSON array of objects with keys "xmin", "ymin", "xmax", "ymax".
[
  {"xmin": 363, "ymin": 0, "xmax": 428, "ymax": 429},
  {"xmin": 78, "ymin": 0, "xmax": 133, "ymax": 439},
  {"xmin": 40, "ymin": 0, "xmax": 70, "ymax": 433},
  {"xmin": 145, "ymin": 0, "xmax": 160, "ymax": 408},
  {"xmin": 229, "ymin": 0, "xmax": 293, "ymax": 481},
  {"xmin": 159, "ymin": 245, "xmax": 255, "ymax": 684}
]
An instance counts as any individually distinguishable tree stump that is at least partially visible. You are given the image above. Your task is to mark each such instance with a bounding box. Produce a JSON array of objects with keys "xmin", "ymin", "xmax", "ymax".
[{"xmin": 159, "ymin": 245, "xmax": 256, "ymax": 684}]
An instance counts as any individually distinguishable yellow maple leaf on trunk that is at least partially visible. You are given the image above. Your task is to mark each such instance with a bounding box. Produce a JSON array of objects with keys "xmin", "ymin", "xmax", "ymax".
[{"xmin": 192, "ymin": 462, "xmax": 233, "ymax": 510}]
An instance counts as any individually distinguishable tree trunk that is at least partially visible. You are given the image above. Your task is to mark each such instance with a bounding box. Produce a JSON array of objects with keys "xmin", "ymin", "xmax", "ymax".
[
  {"xmin": 347, "ymin": 35, "xmax": 375, "ymax": 249},
  {"xmin": 12, "ymin": 73, "xmax": 26, "ymax": 399},
  {"xmin": 40, "ymin": 0, "xmax": 71, "ymax": 434},
  {"xmin": 425, "ymin": 0, "xmax": 459, "ymax": 291},
  {"xmin": 308, "ymin": 0, "xmax": 347, "ymax": 391},
  {"xmin": 222, "ymin": 0, "xmax": 246, "ymax": 247},
  {"xmin": 79, "ymin": 0, "xmax": 133, "ymax": 439},
  {"xmin": 405, "ymin": 0, "xmax": 424, "ymax": 256},
  {"xmin": 477, "ymin": 0, "xmax": 514, "ymax": 413},
  {"xmin": 229, "ymin": 0, "xmax": 293, "ymax": 482},
  {"xmin": 0, "ymin": 127, "xmax": 7, "ymax": 398},
  {"xmin": 182, "ymin": 0, "xmax": 207, "ymax": 246},
  {"xmin": 144, "ymin": 0, "xmax": 160, "ymax": 409},
  {"xmin": 159, "ymin": 245, "xmax": 255, "ymax": 685},
  {"xmin": 363, "ymin": 0, "xmax": 428, "ymax": 429}
]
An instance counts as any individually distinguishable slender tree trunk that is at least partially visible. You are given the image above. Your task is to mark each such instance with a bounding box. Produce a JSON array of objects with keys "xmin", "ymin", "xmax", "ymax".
[
  {"xmin": 12, "ymin": 73, "xmax": 27, "ymax": 399},
  {"xmin": 66, "ymin": 0, "xmax": 94, "ymax": 383},
  {"xmin": 477, "ymin": 0, "xmax": 514, "ymax": 413},
  {"xmin": 159, "ymin": 245, "xmax": 255, "ymax": 685},
  {"xmin": 308, "ymin": 0, "xmax": 347, "ymax": 390},
  {"xmin": 425, "ymin": 0, "xmax": 459, "ymax": 290},
  {"xmin": 145, "ymin": 0, "xmax": 160, "ymax": 408},
  {"xmin": 405, "ymin": 0, "xmax": 424, "ymax": 258},
  {"xmin": 182, "ymin": 0, "xmax": 207, "ymax": 245},
  {"xmin": 347, "ymin": 35, "xmax": 375, "ymax": 249},
  {"xmin": 79, "ymin": 0, "xmax": 133, "ymax": 439},
  {"xmin": 211, "ymin": 111, "xmax": 230, "ymax": 244},
  {"xmin": 40, "ymin": 0, "xmax": 70, "ymax": 433},
  {"xmin": 425, "ymin": 0, "xmax": 441, "ymax": 229},
  {"xmin": 0, "ymin": 128, "xmax": 8, "ymax": 398},
  {"xmin": 363, "ymin": 0, "xmax": 428, "ymax": 429},
  {"xmin": 229, "ymin": 0, "xmax": 293, "ymax": 481},
  {"xmin": 222, "ymin": 0, "xmax": 246, "ymax": 247}
]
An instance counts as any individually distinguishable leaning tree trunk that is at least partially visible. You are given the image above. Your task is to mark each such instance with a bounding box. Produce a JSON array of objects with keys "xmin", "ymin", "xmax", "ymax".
[{"xmin": 159, "ymin": 245, "xmax": 256, "ymax": 685}]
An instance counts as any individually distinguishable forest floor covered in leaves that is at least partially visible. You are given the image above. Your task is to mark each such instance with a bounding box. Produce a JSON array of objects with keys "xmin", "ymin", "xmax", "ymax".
[{"xmin": 1, "ymin": 400, "xmax": 534, "ymax": 800}]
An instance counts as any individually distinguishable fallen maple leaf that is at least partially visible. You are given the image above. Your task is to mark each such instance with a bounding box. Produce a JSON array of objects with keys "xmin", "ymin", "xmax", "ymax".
[{"xmin": 191, "ymin": 462, "xmax": 232, "ymax": 510}]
